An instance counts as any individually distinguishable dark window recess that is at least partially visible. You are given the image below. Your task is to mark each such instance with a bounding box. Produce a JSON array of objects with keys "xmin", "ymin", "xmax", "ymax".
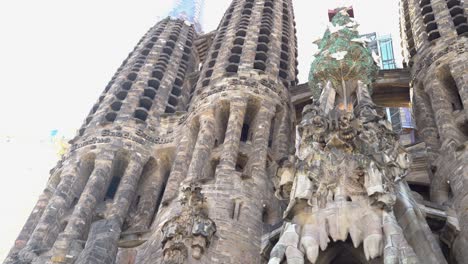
[
  {"xmin": 165, "ymin": 106, "xmax": 176, "ymax": 114},
  {"xmin": 134, "ymin": 109, "xmax": 148, "ymax": 121},
  {"xmin": 268, "ymin": 117, "xmax": 276, "ymax": 147},
  {"xmin": 240, "ymin": 124, "xmax": 250, "ymax": 142},
  {"xmin": 105, "ymin": 176, "xmax": 121, "ymax": 200},
  {"xmin": 235, "ymin": 153, "xmax": 248, "ymax": 174},
  {"xmin": 105, "ymin": 112, "xmax": 117, "ymax": 122}
]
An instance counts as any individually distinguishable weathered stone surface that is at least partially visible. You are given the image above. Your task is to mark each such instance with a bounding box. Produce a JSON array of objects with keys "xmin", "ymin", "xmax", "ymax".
[{"xmin": 4, "ymin": 1, "xmax": 467, "ymax": 264}]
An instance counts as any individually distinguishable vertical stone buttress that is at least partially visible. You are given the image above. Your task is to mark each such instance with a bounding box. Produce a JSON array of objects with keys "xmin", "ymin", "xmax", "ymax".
[
  {"xmin": 141, "ymin": 0, "xmax": 298, "ymax": 263},
  {"xmin": 5, "ymin": 16, "xmax": 199, "ymax": 264},
  {"xmin": 400, "ymin": 0, "xmax": 468, "ymax": 262}
]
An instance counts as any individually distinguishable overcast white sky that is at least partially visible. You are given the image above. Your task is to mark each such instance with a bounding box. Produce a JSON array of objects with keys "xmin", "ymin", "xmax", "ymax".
[{"xmin": 0, "ymin": 0, "xmax": 401, "ymax": 259}]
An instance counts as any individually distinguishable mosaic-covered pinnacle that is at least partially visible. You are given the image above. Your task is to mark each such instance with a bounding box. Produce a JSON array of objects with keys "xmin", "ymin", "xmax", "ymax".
[
  {"xmin": 309, "ymin": 7, "xmax": 379, "ymax": 100},
  {"xmin": 169, "ymin": 0, "xmax": 204, "ymax": 32}
]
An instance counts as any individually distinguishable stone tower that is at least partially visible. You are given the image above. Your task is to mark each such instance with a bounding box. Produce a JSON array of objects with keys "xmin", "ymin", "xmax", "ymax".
[
  {"xmin": 399, "ymin": 0, "xmax": 467, "ymax": 262},
  {"xmin": 5, "ymin": 0, "xmax": 468, "ymax": 263},
  {"xmin": 5, "ymin": 0, "xmax": 298, "ymax": 263},
  {"xmin": 138, "ymin": 0, "xmax": 298, "ymax": 263},
  {"xmin": 5, "ymin": 1, "xmax": 202, "ymax": 263}
]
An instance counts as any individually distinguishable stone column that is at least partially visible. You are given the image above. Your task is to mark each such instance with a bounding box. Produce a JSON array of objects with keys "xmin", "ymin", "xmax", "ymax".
[
  {"xmin": 51, "ymin": 151, "xmax": 115, "ymax": 262},
  {"xmin": 274, "ymin": 106, "xmax": 291, "ymax": 159},
  {"xmin": 129, "ymin": 159, "xmax": 167, "ymax": 232},
  {"xmin": 107, "ymin": 156, "xmax": 145, "ymax": 225},
  {"xmin": 394, "ymin": 182, "xmax": 447, "ymax": 264},
  {"xmin": 250, "ymin": 106, "xmax": 274, "ymax": 184},
  {"xmin": 408, "ymin": 0, "xmax": 430, "ymax": 51},
  {"xmin": 187, "ymin": 107, "xmax": 216, "ymax": 181},
  {"xmin": 412, "ymin": 84, "xmax": 441, "ymax": 163},
  {"xmin": 218, "ymin": 98, "xmax": 247, "ymax": 173},
  {"xmin": 18, "ymin": 157, "xmax": 90, "ymax": 263},
  {"xmin": 432, "ymin": 0, "xmax": 458, "ymax": 38},
  {"xmin": 449, "ymin": 59, "xmax": 468, "ymax": 120},
  {"xmin": 75, "ymin": 156, "xmax": 145, "ymax": 264},
  {"xmin": 5, "ymin": 189, "xmax": 54, "ymax": 263},
  {"xmin": 449, "ymin": 152, "xmax": 468, "ymax": 263},
  {"xmin": 425, "ymin": 78, "xmax": 464, "ymax": 149},
  {"xmin": 161, "ymin": 123, "xmax": 197, "ymax": 204},
  {"xmin": 7, "ymin": 168, "xmax": 62, "ymax": 259}
]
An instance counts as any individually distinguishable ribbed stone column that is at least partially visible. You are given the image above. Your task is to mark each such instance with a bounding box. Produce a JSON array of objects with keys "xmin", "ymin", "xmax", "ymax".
[
  {"xmin": 128, "ymin": 159, "xmax": 167, "ymax": 231},
  {"xmin": 408, "ymin": 0, "xmax": 430, "ymax": 51},
  {"xmin": 161, "ymin": 123, "xmax": 197, "ymax": 204},
  {"xmin": 5, "ymin": 190, "xmax": 54, "ymax": 263},
  {"xmin": 107, "ymin": 156, "xmax": 145, "ymax": 225},
  {"xmin": 449, "ymin": 152, "xmax": 468, "ymax": 263},
  {"xmin": 413, "ymin": 84, "xmax": 441, "ymax": 163},
  {"xmin": 75, "ymin": 156, "xmax": 145, "ymax": 264},
  {"xmin": 274, "ymin": 106, "xmax": 292, "ymax": 159},
  {"xmin": 250, "ymin": 106, "xmax": 274, "ymax": 184},
  {"xmin": 187, "ymin": 107, "xmax": 216, "ymax": 181},
  {"xmin": 449, "ymin": 59, "xmax": 468, "ymax": 120},
  {"xmin": 51, "ymin": 152, "xmax": 115, "ymax": 262},
  {"xmin": 425, "ymin": 78, "xmax": 464, "ymax": 148},
  {"xmin": 394, "ymin": 182, "xmax": 447, "ymax": 264},
  {"xmin": 432, "ymin": 0, "xmax": 458, "ymax": 39},
  {"xmin": 218, "ymin": 99, "xmax": 247, "ymax": 172},
  {"xmin": 17, "ymin": 157, "xmax": 90, "ymax": 263}
]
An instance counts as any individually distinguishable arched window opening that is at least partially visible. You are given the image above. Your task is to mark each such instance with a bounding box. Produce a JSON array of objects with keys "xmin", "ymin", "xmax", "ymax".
[
  {"xmin": 165, "ymin": 106, "xmax": 176, "ymax": 114},
  {"xmin": 105, "ymin": 112, "xmax": 117, "ymax": 122},
  {"xmin": 254, "ymin": 61, "xmax": 266, "ymax": 71},
  {"xmin": 168, "ymin": 96, "xmax": 178, "ymax": 107},
  {"xmin": 144, "ymin": 88, "xmax": 157, "ymax": 99},
  {"xmin": 139, "ymin": 98, "xmax": 153, "ymax": 111},
  {"xmin": 127, "ymin": 73, "xmax": 138, "ymax": 81},
  {"xmin": 152, "ymin": 71, "xmax": 164, "ymax": 80},
  {"xmin": 111, "ymin": 101, "xmax": 122, "ymax": 112},
  {"xmin": 226, "ymin": 64, "xmax": 239, "ymax": 73},
  {"xmin": 134, "ymin": 109, "xmax": 148, "ymax": 122}
]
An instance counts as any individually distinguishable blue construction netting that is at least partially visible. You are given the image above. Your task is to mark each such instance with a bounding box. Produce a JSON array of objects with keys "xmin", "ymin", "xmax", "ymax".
[{"xmin": 169, "ymin": 0, "xmax": 204, "ymax": 32}]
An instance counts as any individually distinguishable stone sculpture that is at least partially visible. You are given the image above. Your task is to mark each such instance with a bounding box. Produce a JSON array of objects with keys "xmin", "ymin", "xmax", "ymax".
[
  {"xmin": 269, "ymin": 8, "xmax": 419, "ymax": 264},
  {"xmin": 161, "ymin": 183, "xmax": 216, "ymax": 264}
]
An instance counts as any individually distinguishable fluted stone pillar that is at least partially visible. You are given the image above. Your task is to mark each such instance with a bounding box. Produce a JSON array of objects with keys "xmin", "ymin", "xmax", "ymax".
[
  {"xmin": 17, "ymin": 157, "xmax": 91, "ymax": 263},
  {"xmin": 408, "ymin": 0, "xmax": 430, "ymax": 51},
  {"xmin": 251, "ymin": 106, "xmax": 274, "ymax": 184},
  {"xmin": 449, "ymin": 152, "xmax": 468, "ymax": 263},
  {"xmin": 51, "ymin": 152, "xmax": 115, "ymax": 262},
  {"xmin": 218, "ymin": 99, "xmax": 248, "ymax": 173},
  {"xmin": 425, "ymin": 78, "xmax": 464, "ymax": 148},
  {"xmin": 413, "ymin": 85, "xmax": 441, "ymax": 163},
  {"xmin": 187, "ymin": 107, "xmax": 216, "ymax": 181},
  {"xmin": 394, "ymin": 182, "xmax": 447, "ymax": 264},
  {"xmin": 161, "ymin": 124, "xmax": 197, "ymax": 204},
  {"xmin": 449, "ymin": 60, "xmax": 468, "ymax": 120},
  {"xmin": 129, "ymin": 159, "xmax": 167, "ymax": 232},
  {"xmin": 75, "ymin": 156, "xmax": 145, "ymax": 264}
]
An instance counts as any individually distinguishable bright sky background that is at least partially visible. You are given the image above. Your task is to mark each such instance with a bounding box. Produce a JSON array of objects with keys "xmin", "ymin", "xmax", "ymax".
[{"xmin": 0, "ymin": 0, "xmax": 401, "ymax": 259}]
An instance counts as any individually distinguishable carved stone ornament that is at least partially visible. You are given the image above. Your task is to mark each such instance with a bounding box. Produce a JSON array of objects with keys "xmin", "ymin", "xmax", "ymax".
[
  {"xmin": 270, "ymin": 7, "xmax": 419, "ymax": 264},
  {"xmin": 161, "ymin": 183, "xmax": 216, "ymax": 263},
  {"xmin": 270, "ymin": 87, "xmax": 418, "ymax": 264}
]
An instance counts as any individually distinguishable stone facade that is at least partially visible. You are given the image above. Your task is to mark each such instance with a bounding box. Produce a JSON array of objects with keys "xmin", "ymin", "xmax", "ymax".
[
  {"xmin": 400, "ymin": 0, "xmax": 468, "ymax": 263},
  {"xmin": 3, "ymin": 1, "xmax": 467, "ymax": 264}
]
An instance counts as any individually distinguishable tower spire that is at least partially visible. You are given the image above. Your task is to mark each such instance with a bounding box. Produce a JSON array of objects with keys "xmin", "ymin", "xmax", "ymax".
[{"xmin": 169, "ymin": 0, "xmax": 203, "ymax": 32}]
